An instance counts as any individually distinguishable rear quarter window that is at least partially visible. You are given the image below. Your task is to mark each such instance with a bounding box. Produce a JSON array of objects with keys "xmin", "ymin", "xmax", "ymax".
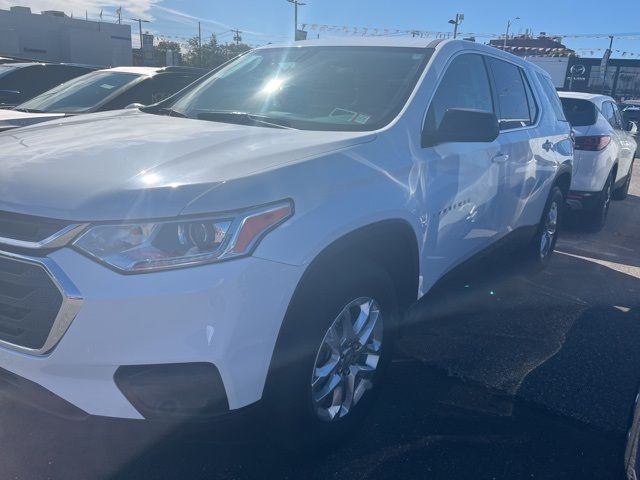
[
  {"xmin": 536, "ymin": 72, "xmax": 567, "ymax": 122},
  {"xmin": 560, "ymin": 98, "xmax": 597, "ymax": 127}
]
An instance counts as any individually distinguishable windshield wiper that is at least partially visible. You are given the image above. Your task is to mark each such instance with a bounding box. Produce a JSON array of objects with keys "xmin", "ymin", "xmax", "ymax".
[
  {"xmin": 196, "ymin": 111, "xmax": 294, "ymax": 129},
  {"xmin": 13, "ymin": 108, "xmax": 47, "ymax": 113},
  {"xmin": 153, "ymin": 107, "xmax": 188, "ymax": 118}
]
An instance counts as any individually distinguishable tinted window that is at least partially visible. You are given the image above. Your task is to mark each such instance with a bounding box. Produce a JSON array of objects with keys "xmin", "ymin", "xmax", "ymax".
[
  {"xmin": 601, "ymin": 101, "xmax": 618, "ymax": 128},
  {"xmin": 169, "ymin": 46, "xmax": 431, "ymax": 131},
  {"xmin": 561, "ymin": 98, "xmax": 597, "ymax": 126},
  {"xmin": 102, "ymin": 73, "xmax": 200, "ymax": 110},
  {"xmin": 43, "ymin": 65, "xmax": 93, "ymax": 85},
  {"xmin": 0, "ymin": 65, "xmax": 45, "ymax": 104},
  {"xmin": 522, "ymin": 73, "xmax": 539, "ymax": 123},
  {"xmin": 612, "ymin": 103, "xmax": 624, "ymax": 129},
  {"xmin": 425, "ymin": 53, "xmax": 494, "ymax": 132},
  {"xmin": 18, "ymin": 71, "xmax": 141, "ymax": 113},
  {"xmin": 487, "ymin": 57, "xmax": 534, "ymax": 130},
  {"xmin": 537, "ymin": 72, "xmax": 567, "ymax": 122},
  {"xmin": 149, "ymin": 74, "xmax": 199, "ymax": 103}
]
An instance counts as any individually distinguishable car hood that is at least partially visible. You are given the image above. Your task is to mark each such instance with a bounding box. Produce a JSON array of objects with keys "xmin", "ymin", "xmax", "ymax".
[
  {"xmin": 0, "ymin": 108, "xmax": 65, "ymax": 130},
  {"xmin": 0, "ymin": 109, "xmax": 375, "ymax": 220}
]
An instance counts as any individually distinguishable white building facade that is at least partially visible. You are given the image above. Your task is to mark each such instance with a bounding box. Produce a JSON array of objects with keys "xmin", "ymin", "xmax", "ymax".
[{"xmin": 0, "ymin": 6, "xmax": 132, "ymax": 66}]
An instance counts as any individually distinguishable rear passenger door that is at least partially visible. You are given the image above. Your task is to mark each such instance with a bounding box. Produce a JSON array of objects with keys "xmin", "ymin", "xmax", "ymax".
[{"xmin": 486, "ymin": 57, "xmax": 550, "ymax": 231}]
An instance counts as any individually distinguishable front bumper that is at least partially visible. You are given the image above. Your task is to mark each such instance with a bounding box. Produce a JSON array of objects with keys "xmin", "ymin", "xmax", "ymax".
[{"xmin": 0, "ymin": 247, "xmax": 303, "ymax": 419}]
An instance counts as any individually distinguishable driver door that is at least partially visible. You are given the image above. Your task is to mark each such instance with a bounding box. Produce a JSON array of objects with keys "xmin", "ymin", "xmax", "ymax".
[{"xmin": 416, "ymin": 53, "xmax": 505, "ymax": 289}]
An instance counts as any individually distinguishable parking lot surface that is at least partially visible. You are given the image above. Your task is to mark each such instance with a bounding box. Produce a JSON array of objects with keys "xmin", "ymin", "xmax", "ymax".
[{"xmin": 0, "ymin": 167, "xmax": 639, "ymax": 480}]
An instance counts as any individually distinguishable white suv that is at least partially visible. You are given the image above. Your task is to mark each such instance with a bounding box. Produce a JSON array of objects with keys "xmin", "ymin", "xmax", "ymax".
[
  {"xmin": 559, "ymin": 92, "xmax": 637, "ymax": 230},
  {"xmin": 0, "ymin": 39, "xmax": 572, "ymax": 444}
]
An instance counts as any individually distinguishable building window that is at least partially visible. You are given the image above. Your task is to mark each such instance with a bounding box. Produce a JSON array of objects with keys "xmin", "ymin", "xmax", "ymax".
[
  {"xmin": 587, "ymin": 66, "xmax": 616, "ymax": 93},
  {"xmin": 616, "ymin": 67, "xmax": 640, "ymax": 98}
]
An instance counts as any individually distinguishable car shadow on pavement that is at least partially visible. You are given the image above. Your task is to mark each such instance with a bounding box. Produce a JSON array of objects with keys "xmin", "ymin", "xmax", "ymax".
[{"xmin": 562, "ymin": 193, "xmax": 640, "ymax": 269}]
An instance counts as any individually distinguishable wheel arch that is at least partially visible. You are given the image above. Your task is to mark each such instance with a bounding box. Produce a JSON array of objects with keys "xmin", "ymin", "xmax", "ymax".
[{"xmin": 291, "ymin": 219, "xmax": 421, "ymax": 311}]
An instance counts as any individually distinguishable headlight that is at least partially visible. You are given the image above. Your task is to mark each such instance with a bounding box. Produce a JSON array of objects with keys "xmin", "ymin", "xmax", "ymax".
[{"xmin": 73, "ymin": 201, "xmax": 293, "ymax": 272}]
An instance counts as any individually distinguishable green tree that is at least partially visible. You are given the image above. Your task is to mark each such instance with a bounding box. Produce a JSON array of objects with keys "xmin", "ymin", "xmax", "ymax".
[
  {"xmin": 184, "ymin": 34, "xmax": 251, "ymax": 69},
  {"xmin": 155, "ymin": 40, "xmax": 182, "ymax": 66}
]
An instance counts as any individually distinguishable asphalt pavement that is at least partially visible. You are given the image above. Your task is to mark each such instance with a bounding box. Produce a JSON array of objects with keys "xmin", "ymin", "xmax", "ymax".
[{"xmin": 1, "ymin": 166, "xmax": 639, "ymax": 479}]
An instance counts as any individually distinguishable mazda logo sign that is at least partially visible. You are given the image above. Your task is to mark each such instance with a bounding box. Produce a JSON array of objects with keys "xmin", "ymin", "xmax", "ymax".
[{"xmin": 570, "ymin": 65, "xmax": 586, "ymax": 76}]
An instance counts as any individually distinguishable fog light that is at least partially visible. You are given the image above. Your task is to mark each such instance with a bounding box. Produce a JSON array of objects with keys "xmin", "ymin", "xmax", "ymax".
[{"xmin": 114, "ymin": 363, "xmax": 229, "ymax": 419}]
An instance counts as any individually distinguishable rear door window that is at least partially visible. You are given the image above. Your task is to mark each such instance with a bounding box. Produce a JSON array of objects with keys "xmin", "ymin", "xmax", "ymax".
[
  {"xmin": 425, "ymin": 53, "xmax": 494, "ymax": 133},
  {"xmin": 602, "ymin": 101, "xmax": 619, "ymax": 128},
  {"xmin": 487, "ymin": 57, "xmax": 536, "ymax": 130},
  {"xmin": 560, "ymin": 98, "xmax": 597, "ymax": 126},
  {"xmin": 612, "ymin": 103, "xmax": 625, "ymax": 130}
]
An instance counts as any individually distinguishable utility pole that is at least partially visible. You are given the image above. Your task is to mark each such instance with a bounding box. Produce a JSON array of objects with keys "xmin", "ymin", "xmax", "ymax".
[
  {"xmin": 602, "ymin": 35, "xmax": 614, "ymax": 95},
  {"xmin": 448, "ymin": 13, "xmax": 464, "ymax": 39},
  {"xmin": 198, "ymin": 21, "xmax": 202, "ymax": 67},
  {"xmin": 116, "ymin": 7, "xmax": 122, "ymax": 25},
  {"xmin": 286, "ymin": 0, "xmax": 306, "ymax": 41},
  {"xmin": 130, "ymin": 17, "xmax": 150, "ymax": 51},
  {"xmin": 504, "ymin": 16, "xmax": 521, "ymax": 50},
  {"xmin": 232, "ymin": 29, "xmax": 242, "ymax": 45}
]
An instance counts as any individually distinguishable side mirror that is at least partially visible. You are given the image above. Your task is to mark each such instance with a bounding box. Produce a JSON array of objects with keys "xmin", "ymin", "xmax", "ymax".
[
  {"xmin": 423, "ymin": 108, "xmax": 499, "ymax": 147},
  {"xmin": 125, "ymin": 103, "xmax": 145, "ymax": 110},
  {"xmin": 627, "ymin": 121, "xmax": 638, "ymax": 135}
]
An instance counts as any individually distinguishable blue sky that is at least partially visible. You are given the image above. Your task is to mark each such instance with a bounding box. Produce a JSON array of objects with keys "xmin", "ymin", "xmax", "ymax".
[{"xmin": 2, "ymin": 0, "xmax": 640, "ymax": 57}]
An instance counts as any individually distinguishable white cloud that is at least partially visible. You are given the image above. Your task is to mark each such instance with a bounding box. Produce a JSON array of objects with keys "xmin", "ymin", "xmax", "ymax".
[{"xmin": 0, "ymin": 0, "xmax": 162, "ymax": 19}]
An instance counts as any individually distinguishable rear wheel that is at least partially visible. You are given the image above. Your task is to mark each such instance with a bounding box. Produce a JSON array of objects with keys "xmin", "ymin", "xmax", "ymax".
[
  {"xmin": 613, "ymin": 158, "xmax": 634, "ymax": 200},
  {"xmin": 265, "ymin": 260, "xmax": 398, "ymax": 450},
  {"xmin": 524, "ymin": 186, "xmax": 563, "ymax": 270},
  {"xmin": 586, "ymin": 172, "xmax": 613, "ymax": 232}
]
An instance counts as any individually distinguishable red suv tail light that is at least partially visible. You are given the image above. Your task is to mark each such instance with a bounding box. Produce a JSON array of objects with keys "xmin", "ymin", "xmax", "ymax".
[{"xmin": 574, "ymin": 135, "xmax": 611, "ymax": 151}]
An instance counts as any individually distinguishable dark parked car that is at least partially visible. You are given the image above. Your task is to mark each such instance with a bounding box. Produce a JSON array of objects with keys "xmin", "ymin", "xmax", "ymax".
[
  {"xmin": 0, "ymin": 66, "xmax": 208, "ymax": 131},
  {"xmin": 622, "ymin": 104, "xmax": 640, "ymax": 128},
  {"xmin": 0, "ymin": 62, "xmax": 96, "ymax": 107}
]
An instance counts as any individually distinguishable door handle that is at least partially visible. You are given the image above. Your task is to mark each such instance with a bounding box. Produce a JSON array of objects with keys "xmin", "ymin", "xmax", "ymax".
[
  {"xmin": 542, "ymin": 140, "xmax": 554, "ymax": 152},
  {"xmin": 492, "ymin": 153, "xmax": 509, "ymax": 164}
]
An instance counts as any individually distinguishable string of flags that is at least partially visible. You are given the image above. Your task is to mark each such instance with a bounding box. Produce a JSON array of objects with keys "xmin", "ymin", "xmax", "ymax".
[{"xmin": 575, "ymin": 48, "xmax": 640, "ymax": 57}]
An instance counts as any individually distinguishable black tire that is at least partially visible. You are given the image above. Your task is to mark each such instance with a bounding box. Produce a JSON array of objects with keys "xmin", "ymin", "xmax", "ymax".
[
  {"xmin": 264, "ymin": 260, "xmax": 398, "ymax": 451},
  {"xmin": 524, "ymin": 186, "xmax": 564, "ymax": 270},
  {"xmin": 585, "ymin": 172, "xmax": 614, "ymax": 232},
  {"xmin": 613, "ymin": 158, "xmax": 634, "ymax": 201}
]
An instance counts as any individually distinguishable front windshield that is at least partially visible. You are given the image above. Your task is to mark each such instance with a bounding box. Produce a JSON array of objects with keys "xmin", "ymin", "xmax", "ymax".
[
  {"xmin": 17, "ymin": 71, "xmax": 141, "ymax": 113},
  {"xmin": 169, "ymin": 47, "xmax": 430, "ymax": 131}
]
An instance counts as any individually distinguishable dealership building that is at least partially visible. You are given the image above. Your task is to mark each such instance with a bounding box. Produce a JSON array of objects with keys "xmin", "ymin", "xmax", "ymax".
[{"xmin": 0, "ymin": 6, "xmax": 132, "ymax": 66}]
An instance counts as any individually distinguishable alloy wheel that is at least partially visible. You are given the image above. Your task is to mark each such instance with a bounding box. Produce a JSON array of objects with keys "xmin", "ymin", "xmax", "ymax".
[
  {"xmin": 602, "ymin": 179, "xmax": 613, "ymax": 223},
  {"xmin": 540, "ymin": 200, "xmax": 558, "ymax": 259},
  {"xmin": 311, "ymin": 297, "xmax": 383, "ymax": 422}
]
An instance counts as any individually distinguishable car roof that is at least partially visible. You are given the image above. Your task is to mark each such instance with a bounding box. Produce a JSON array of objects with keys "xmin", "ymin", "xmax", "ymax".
[
  {"xmin": 258, "ymin": 38, "xmax": 547, "ymax": 73},
  {"xmin": 0, "ymin": 62, "xmax": 46, "ymax": 68},
  {"xmin": 98, "ymin": 66, "xmax": 162, "ymax": 76},
  {"xmin": 260, "ymin": 37, "xmax": 443, "ymax": 49},
  {"xmin": 558, "ymin": 91, "xmax": 614, "ymax": 103},
  {"xmin": 0, "ymin": 62, "xmax": 96, "ymax": 69},
  {"xmin": 97, "ymin": 66, "xmax": 207, "ymax": 77}
]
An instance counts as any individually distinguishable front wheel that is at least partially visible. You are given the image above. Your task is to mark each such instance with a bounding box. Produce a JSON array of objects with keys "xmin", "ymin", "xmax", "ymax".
[{"xmin": 264, "ymin": 260, "xmax": 398, "ymax": 450}]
